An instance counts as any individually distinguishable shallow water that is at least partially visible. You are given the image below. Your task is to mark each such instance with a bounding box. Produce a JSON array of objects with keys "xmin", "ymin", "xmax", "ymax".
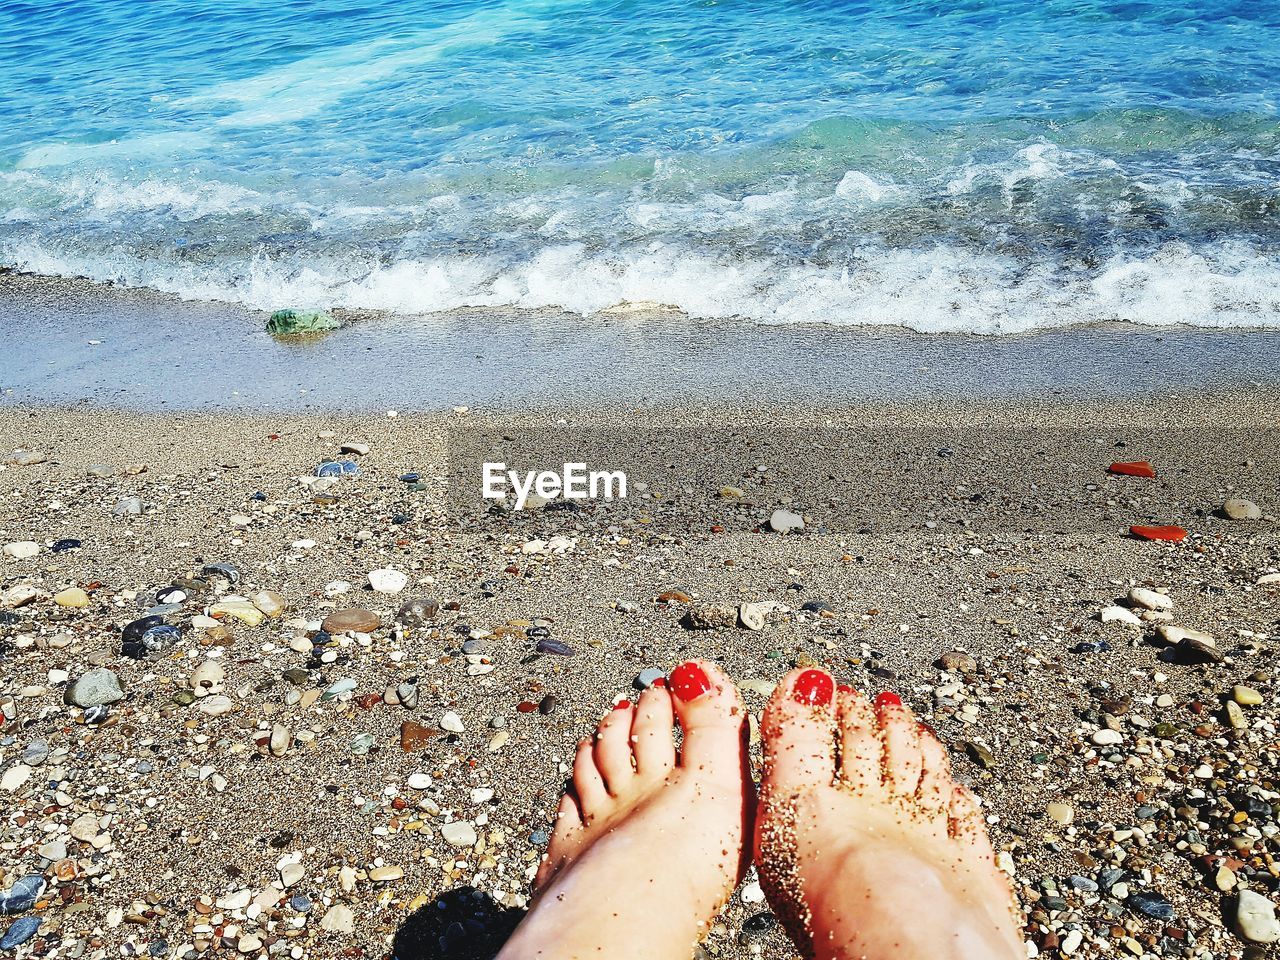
[{"xmin": 2, "ymin": 0, "xmax": 1279, "ymax": 332}]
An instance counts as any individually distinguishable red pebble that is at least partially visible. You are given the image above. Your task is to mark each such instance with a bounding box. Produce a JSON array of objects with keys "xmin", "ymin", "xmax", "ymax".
[
  {"xmin": 355, "ymin": 693, "xmax": 381, "ymax": 710},
  {"xmin": 1130, "ymin": 524, "xmax": 1187, "ymax": 542},
  {"xmin": 516, "ymin": 701, "xmax": 538, "ymax": 713},
  {"xmin": 1109, "ymin": 461, "xmax": 1156, "ymax": 478}
]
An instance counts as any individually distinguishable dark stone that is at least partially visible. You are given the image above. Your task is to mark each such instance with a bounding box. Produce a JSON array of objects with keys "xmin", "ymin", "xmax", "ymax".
[
  {"xmin": 50, "ymin": 538, "xmax": 81, "ymax": 553},
  {"xmin": 201, "ymin": 562, "xmax": 242, "ymax": 584},
  {"xmin": 0, "ymin": 875, "xmax": 45, "ymax": 914},
  {"xmin": 742, "ymin": 913, "xmax": 777, "ymax": 937},
  {"xmin": 1129, "ymin": 891, "xmax": 1175, "ymax": 920},
  {"xmin": 0, "ymin": 916, "xmax": 40, "ymax": 949},
  {"xmin": 535, "ymin": 638, "xmax": 574, "ymax": 657}
]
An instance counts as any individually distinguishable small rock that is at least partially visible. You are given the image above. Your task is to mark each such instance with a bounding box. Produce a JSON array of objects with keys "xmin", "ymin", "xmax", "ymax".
[
  {"xmin": 0, "ymin": 875, "xmax": 44, "ymax": 914},
  {"xmin": 1127, "ymin": 587, "xmax": 1172, "ymax": 611},
  {"xmin": 1098, "ymin": 605, "xmax": 1142, "ymax": 626},
  {"xmin": 1236, "ymin": 889, "xmax": 1280, "ymax": 943},
  {"xmin": 112, "ymin": 496, "xmax": 143, "ymax": 516},
  {"xmin": 440, "ymin": 821, "xmax": 478, "ymax": 847},
  {"xmin": 65, "ymin": 669, "xmax": 125, "ymax": 708},
  {"xmin": 0, "ymin": 915, "xmax": 40, "ymax": 949},
  {"xmin": 1155, "ymin": 624, "xmax": 1214, "ymax": 646},
  {"xmin": 1173, "ymin": 636, "xmax": 1223, "ymax": 665},
  {"xmin": 1223, "ymin": 498, "xmax": 1262, "ymax": 521},
  {"xmin": 768, "ymin": 508, "xmax": 804, "ymax": 533},
  {"xmin": 189, "ymin": 661, "xmax": 225, "ymax": 696},
  {"xmin": 1233, "ymin": 685, "xmax": 1264, "ymax": 706},
  {"xmin": 1046, "ymin": 802, "xmax": 1074, "ymax": 825},
  {"xmin": 210, "ymin": 598, "xmax": 266, "ymax": 627},
  {"xmin": 636, "ymin": 668, "xmax": 666, "ymax": 689},
  {"xmin": 368, "ymin": 866, "xmax": 403, "ymax": 882},
  {"xmin": 53, "ymin": 587, "xmax": 90, "ymax": 608},
  {"xmin": 400, "ymin": 721, "xmax": 435, "ymax": 752},
  {"xmin": 439, "ymin": 712, "xmax": 465, "ymax": 733},
  {"xmin": 936, "ymin": 651, "xmax": 976, "ymax": 672},
  {"xmin": 269, "ymin": 724, "xmax": 292, "ymax": 757},
  {"xmin": 1092, "ymin": 729, "xmax": 1123, "ymax": 746},
  {"xmin": 319, "ymin": 904, "xmax": 354, "ymax": 933},
  {"xmin": 251, "ymin": 590, "xmax": 286, "ymax": 618},
  {"xmin": 2, "ymin": 541, "xmax": 38, "ymax": 560},
  {"xmin": 0, "ymin": 765, "xmax": 31, "ymax": 793},
  {"xmin": 738, "ymin": 602, "xmax": 768, "ymax": 631},
  {"xmin": 368, "ymin": 569, "xmax": 408, "ymax": 595},
  {"xmin": 340, "ymin": 441, "xmax": 370, "ymax": 456},
  {"xmin": 196, "ymin": 695, "xmax": 236, "ymax": 717},
  {"xmin": 682, "ymin": 605, "xmax": 738, "ymax": 630},
  {"xmin": 1128, "ymin": 890, "xmax": 1174, "ymax": 920},
  {"xmin": 322, "ymin": 608, "xmax": 380, "ymax": 634},
  {"xmin": 396, "ymin": 598, "xmax": 439, "ymax": 625}
]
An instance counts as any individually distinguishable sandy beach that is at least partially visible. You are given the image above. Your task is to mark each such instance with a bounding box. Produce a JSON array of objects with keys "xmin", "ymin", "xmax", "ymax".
[{"xmin": 0, "ymin": 400, "xmax": 1277, "ymax": 959}]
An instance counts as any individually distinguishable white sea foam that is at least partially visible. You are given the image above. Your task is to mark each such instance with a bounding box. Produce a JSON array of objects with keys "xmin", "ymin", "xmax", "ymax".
[{"xmin": 6, "ymin": 236, "xmax": 1278, "ymax": 335}]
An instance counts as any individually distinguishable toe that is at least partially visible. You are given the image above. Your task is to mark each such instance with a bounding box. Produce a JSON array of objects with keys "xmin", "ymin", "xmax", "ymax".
[
  {"xmin": 875, "ymin": 692, "xmax": 923, "ymax": 798},
  {"xmin": 760, "ymin": 668, "xmax": 838, "ymax": 798},
  {"xmin": 594, "ymin": 700, "xmax": 638, "ymax": 793},
  {"xmin": 535, "ymin": 793, "xmax": 583, "ymax": 889},
  {"xmin": 915, "ymin": 723, "xmax": 953, "ymax": 819},
  {"xmin": 572, "ymin": 738, "xmax": 609, "ymax": 820},
  {"xmin": 631, "ymin": 684, "xmax": 676, "ymax": 777},
  {"xmin": 948, "ymin": 784, "xmax": 994, "ymax": 854},
  {"xmin": 836, "ymin": 686, "xmax": 883, "ymax": 796},
  {"xmin": 668, "ymin": 659, "xmax": 748, "ymax": 782}
]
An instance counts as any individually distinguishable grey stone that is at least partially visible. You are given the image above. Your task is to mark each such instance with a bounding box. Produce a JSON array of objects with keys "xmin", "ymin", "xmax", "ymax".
[{"xmin": 65, "ymin": 669, "xmax": 125, "ymax": 708}]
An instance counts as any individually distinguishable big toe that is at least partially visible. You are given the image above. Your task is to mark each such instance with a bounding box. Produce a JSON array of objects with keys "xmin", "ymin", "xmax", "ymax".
[
  {"xmin": 760, "ymin": 668, "xmax": 838, "ymax": 799},
  {"xmin": 668, "ymin": 659, "xmax": 748, "ymax": 785}
]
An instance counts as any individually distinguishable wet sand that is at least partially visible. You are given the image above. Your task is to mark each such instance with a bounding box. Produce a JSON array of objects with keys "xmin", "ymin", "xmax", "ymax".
[{"xmin": 4, "ymin": 271, "xmax": 1280, "ymax": 410}]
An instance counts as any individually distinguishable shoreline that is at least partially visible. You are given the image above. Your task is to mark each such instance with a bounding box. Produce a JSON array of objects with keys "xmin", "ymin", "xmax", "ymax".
[{"xmin": 4, "ymin": 270, "xmax": 1280, "ymax": 411}]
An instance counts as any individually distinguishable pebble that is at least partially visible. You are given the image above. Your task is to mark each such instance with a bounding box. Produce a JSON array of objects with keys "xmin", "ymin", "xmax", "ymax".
[
  {"xmin": 251, "ymin": 590, "xmax": 286, "ymax": 617},
  {"xmin": 400, "ymin": 721, "xmax": 434, "ymax": 751},
  {"xmin": 319, "ymin": 905, "xmax": 354, "ymax": 933},
  {"xmin": 1098, "ymin": 605, "xmax": 1141, "ymax": 626},
  {"xmin": 322, "ymin": 608, "xmax": 380, "ymax": 633},
  {"xmin": 1173, "ymin": 636, "xmax": 1223, "ymax": 665},
  {"xmin": 112, "ymin": 496, "xmax": 142, "ymax": 516},
  {"xmin": 196, "ymin": 695, "xmax": 236, "ymax": 717},
  {"xmin": 210, "ymin": 598, "xmax": 266, "ymax": 627},
  {"xmin": 936, "ymin": 650, "xmax": 976, "ymax": 672},
  {"xmin": 0, "ymin": 875, "xmax": 44, "ymax": 914},
  {"xmin": 1128, "ymin": 890, "xmax": 1174, "ymax": 920},
  {"xmin": 407, "ymin": 773, "xmax": 432, "ymax": 790},
  {"xmin": 0, "ymin": 915, "xmax": 40, "ymax": 949},
  {"xmin": 189, "ymin": 661, "xmax": 225, "ymax": 696},
  {"xmin": 368, "ymin": 866, "xmax": 403, "ymax": 882},
  {"xmin": 6, "ymin": 450, "xmax": 46, "ymax": 466},
  {"xmin": 1046, "ymin": 801, "xmax": 1074, "ymax": 825},
  {"xmin": 1223, "ymin": 498, "xmax": 1262, "ymax": 521},
  {"xmin": 768, "ymin": 508, "xmax": 804, "ymax": 533},
  {"xmin": 636, "ymin": 667, "xmax": 666, "ymax": 689},
  {"xmin": 53, "ymin": 587, "xmax": 90, "ymax": 608},
  {"xmin": 440, "ymin": 821, "xmax": 478, "ymax": 847},
  {"xmin": 440, "ymin": 712, "xmax": 465, "ymax": 733},
  {"xmin": 682, "ymin": 605, "xmax": 738, "ymax": 630},
  {"xmin": 0, "ymin": 765, "xmax": 31, "ymax": 793},
  {"xmin": 738, "ymin": 602, "xmax": 768, "ymax": 631},
  {"xmin": 65, "ymin": 669, "xmax": 125, "ymax": 708},
  {"xmin": 1236, "ymin": 889, "xmax": 1280, "ymax": 943},
  {"xmin": 396, "ymin": 598, "xmax": 439, "ymax": 625},
  {"xmin": 368, "ymin": 568, "xmax": 408, "ymax": 594},
  {"xmin": 1127, "ymin": 587, "xmax": 1172, "ymax": 611},
  {"xmin": 1233, "ymin": 685, "xmax": 1263, "ymax": 706},
  {"xmin": 2, "ymin": 541, "xmax": 38, "ymax": 560},
  {"xmin": 1092, "ymin": 729, "xmax": 1123, "ymax": 746},
  {"xmin": 535, "ymin": 637, "xmax": 575, "ymax": 656}
]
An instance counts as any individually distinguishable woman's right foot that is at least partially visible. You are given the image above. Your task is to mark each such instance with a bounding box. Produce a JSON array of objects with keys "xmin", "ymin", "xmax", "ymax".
[{"xmin": 754, "ymin": 669, "xmax": 1024, "ymax": 960}]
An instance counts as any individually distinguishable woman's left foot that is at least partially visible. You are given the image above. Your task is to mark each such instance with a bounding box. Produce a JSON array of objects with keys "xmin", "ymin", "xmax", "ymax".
[{"xmin": 497, "ymin": 660, "xmax": 755, "ymax": 960}]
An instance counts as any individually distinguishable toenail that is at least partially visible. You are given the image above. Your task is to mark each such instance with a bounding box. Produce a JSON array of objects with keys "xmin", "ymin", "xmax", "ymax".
[
  {"xmin": 613, "ymin": 699, "xmax": 632, "ymax": 710},
  {"xmin": 875, "ymin": 691, "xmax": 903, "ymax": 708},
  {"xmin": 669, "ymin": 662, "xmax": 712, "ymax": 701},
  {"xmin": 918, "ymin": 720, "xmax": 940, "ymax": 741},
  {"xmin": 793, "ymin": 669, "xmax": 834, "ymax": 706},
  {"xmin": 836, "ymin": 683, "xmax": 854, "ymax": 694},
  {"xmin": 650, "ymin": 677, "xmax": 667, "ymax": 688}
]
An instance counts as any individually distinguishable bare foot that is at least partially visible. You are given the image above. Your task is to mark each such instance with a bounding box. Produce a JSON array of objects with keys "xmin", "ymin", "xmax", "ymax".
[
  {"xmin": 754, "ymin": 669, "xmax": 1024, "ymax": 960},
  {"xmin": 498, "ymin": 660, "xmax": 754, "ymax": 960}
]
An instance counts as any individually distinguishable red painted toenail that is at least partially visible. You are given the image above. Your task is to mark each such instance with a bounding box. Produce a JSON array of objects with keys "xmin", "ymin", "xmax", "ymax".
[
  {"xmin": 875, "ymin": 691, "xmax": 903, "ymax": 708},
  {"xmin": 836, "ymin": 683, "xmax": 854, "ymax": 695},
  {"xmin": 669, "ymin": 662, "xmax": 712, "ymax": 701},
  {"xmin": 650, "ymin": 677, "xmax": 667, "ymax": 688},
  {"xmin": 613, "ymin": 699, "xmax": 632, "ymax": 710},
  {"xmin": 793, "ymin": 670, "xmax": 834, "ymax": 707},
  {"xmin": 918, "ymin": 720, "xmax": 940, "ymax": 741}
]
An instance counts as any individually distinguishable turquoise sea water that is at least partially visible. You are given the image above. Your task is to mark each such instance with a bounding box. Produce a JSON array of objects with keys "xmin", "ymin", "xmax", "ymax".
[{"xmin": 1, "ymin": 0, "xmax": 1278, "ymax": 332}]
